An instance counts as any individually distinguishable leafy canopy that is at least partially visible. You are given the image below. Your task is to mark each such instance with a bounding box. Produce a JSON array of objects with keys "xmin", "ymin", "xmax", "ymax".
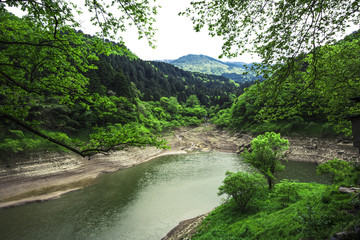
[
  {"xmin": 253, "ymin": 37, "xmax": 360, "ymax": 135},
  {"xmin": 183, "ymin": 0, "xmax": 360, "ymax": 64},
  {"xmin": 2, "ymin": 0, "xmax": 159, "ymax": 46},
  {"xmin": 317, "ymin": 158, "xmax": 355, "ymax": 185},
  {"xmin": 0, "ymin": 1, "xmax": 163, "ymax": 157},
  {"xmin": 183, "ymin": 1, "xmax": 360, "ymax": 135}
]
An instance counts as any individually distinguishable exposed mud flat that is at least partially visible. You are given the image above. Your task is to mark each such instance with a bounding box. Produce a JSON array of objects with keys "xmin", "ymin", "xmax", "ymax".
[
  {"xmin": 0, "ymin": 125, "xmax": 241, "ymax": 208},
  {"xmin": 285, "ymin": 136, "xmax": 359, "ymax": 163},
  {"xmin": 0, "ymin": 124, "xmax": 359, "ymax": 222}
]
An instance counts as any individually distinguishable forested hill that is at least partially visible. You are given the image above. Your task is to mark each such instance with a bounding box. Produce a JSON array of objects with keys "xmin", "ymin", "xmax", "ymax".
[
  {"xmin": 212, "ymin": 29, "xmax": 360, "ymax": 138},
  {"xmin": 166, "ymin": 54, "xmax": 260, "ymax": 83},
  {"xmin": 1, "ymin": 9, "xmax": 258, "ymax": 159},
  {"xmin": 86, "ymin": 53, "xmax": 254, "ymax": 108}
]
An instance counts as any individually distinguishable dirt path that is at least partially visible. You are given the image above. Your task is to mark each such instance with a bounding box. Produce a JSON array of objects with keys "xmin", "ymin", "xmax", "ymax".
[{"xmin": 0, "ymin": 124, "xmax": 358, "ymax": 212}]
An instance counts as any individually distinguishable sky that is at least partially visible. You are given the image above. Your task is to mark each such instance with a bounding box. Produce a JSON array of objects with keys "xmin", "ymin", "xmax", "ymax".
[
  {"xmin": 77, "ymin": 0, "xmax": 261, "ymax": 63},
  {"xmin": 120, "ymin": 0, "xmax": 260, "ymax": 62},
  {"xmin": 7, "ymin": 0, "xmax": 357, "ymax": 63}
]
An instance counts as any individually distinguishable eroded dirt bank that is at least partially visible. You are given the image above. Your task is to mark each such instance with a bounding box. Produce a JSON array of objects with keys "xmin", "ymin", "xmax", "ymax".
[
  {"xmin": 0, "ymin": 125, "xmax": 242, "ymax": 208},
  {"xmin": 0, "ymin": 125, "xmax": 359, "ymax": 212}
]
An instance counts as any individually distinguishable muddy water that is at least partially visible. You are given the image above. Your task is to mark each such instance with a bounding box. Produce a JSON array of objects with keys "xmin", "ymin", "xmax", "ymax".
[{"xmin": 0, "ymin": 152, "xmax": 327, "ymax": 240}]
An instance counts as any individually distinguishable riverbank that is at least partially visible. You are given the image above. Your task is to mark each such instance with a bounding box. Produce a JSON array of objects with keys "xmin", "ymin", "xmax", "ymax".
[
  {"xmin": 0, "ymin": 125, "xmax": 242, "ymax": 208},
  {"xmin": 0, "ymin": 125, "xmax": 358, "ymax": 211},
  {"xmin": 163, "ymin": 131, "xmax": 360, "ymax": 240}
]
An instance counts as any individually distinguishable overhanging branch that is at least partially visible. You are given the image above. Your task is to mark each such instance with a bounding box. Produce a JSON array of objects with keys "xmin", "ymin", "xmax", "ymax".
[{"xmin": 1, "ymin": 113, "xmax": 87, "ymax": 157}]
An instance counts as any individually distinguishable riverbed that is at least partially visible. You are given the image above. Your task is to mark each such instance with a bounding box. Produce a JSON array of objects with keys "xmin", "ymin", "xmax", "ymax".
[
  {"xmin": 0, "ymin": 152, "xmax": 329, "ymax": 240},
  {"xmin": 0, "ymin": 125, "xmax": 358, "ymax": 239},
  {"xmin": 1, "ymin": 125, "xmax": 357, "ymax": 209}
]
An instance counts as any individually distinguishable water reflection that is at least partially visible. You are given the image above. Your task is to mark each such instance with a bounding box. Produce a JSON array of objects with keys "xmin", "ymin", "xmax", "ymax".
[
  {"xmin": 277, "ymin": 160, "xmax": 330, "ymax": 184},
  {"xmin": 0, "ymin": 152, "xmax": 327, "ymax": 240},
  {"xmin": 0, "ymin": 152, "xmax": 246, "ymax": 240}
]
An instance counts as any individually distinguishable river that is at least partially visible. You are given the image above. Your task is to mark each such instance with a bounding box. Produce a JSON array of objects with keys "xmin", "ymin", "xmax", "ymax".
[{"xmin": 0, "ymin": 152, "xmax": 329, "ymax": 240}]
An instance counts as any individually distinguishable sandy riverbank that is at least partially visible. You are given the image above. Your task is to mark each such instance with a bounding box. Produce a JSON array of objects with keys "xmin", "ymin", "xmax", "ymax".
[
  {"xmin": 1, "ymin": 125, "xmax": 359, "ymax": 211},
  {"xmin": 0, "ymin": 125, "xmax": 242, "ymax": 208}
]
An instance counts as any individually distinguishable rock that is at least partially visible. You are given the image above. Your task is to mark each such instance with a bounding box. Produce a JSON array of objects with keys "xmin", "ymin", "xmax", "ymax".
[
  {"xmin": 237, "ymin": 143, "xmax": 251, "ymax": 154},
  {"xmin": 330, "ymin": 227, "xmax": 360, "ymax": 240},
  {"xmin": 162, "ymin": 214, "xmax": 208, "ymax": 240},
  {"xmin": 338, "ymin": 187, "xmax": 360, "ymax": 194}
]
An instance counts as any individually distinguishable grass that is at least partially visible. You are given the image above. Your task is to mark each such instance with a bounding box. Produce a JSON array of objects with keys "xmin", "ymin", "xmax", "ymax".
[{"xmin": 192, "ymin": 182, "xmax": 359, "ymax": 240}]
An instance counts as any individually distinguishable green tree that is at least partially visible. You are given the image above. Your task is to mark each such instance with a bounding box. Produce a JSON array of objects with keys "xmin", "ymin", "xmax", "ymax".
[
  {"xmin": 183, "ymin": 0, "xmax": 359, "ymax": 64},
  {"xmin": 271, "ymin": 179, "xmax": 300, "ymax": 208},
  {"xmin": 218, "ymin": 171, "xmax": 267, "ymax": 213},
  {"xmin": 81, "ymin": 122, "xmax": 169, "ymax": 156},
  {"xmin": 252, "ymin": 38, "xmax": 360, "ymax": 135},
  {"xmin": 0, "ymin": 1, "xmax": 164, "ymax": 157},
  {"xmin": 182, "ymin": 1, "xmax": 360, "ymax": 135},
  {"xmin": 186, "ymin": 94, "xmax": 201, "ymax": 107},
  {"xmin": 242, "ymin": 132, "xmax": 289, "ymax": 189}
]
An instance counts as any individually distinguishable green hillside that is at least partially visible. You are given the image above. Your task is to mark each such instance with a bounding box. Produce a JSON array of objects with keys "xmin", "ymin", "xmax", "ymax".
[
  {"xmin": 1, "ymin": 10, "xmax": 256, "ymax": 160},
  {"xmin": 168, "ymin": 54, "xmax": 260, "ymax": 83}
]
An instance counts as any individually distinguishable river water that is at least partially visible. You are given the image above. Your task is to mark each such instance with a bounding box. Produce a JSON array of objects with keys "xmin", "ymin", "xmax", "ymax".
[{"xmin": 0, "ymin": 152, "xmax": 329, "ymax": 240}]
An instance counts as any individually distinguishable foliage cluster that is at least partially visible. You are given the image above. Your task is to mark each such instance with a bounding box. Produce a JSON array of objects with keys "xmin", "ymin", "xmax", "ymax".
[
  {"xmin": 218, "ymin": 171, "xmax": 267, "ymax": 213},
  {"xmin": 211, "ymin": 31, "xmax": 360, "ymax": 137},
  {"xmin": 317, "ymin": 158, "xmax": 360, "ymax": 187},
  {"xmin": 0, "ymin": 8, "xmax": 248, "ymax": 161},
  {"xmin": 204, "ymin": 133, "xmax": 360, "ymax": 240},
  {"xmin": 194, "ymin": 182, "xmax": 359, "ymax": 240},
  {"xmin": 242, "ymin": 132, "xmax": 289, "ymax": 189},
  {"xmin": 183, "ymin": 0, "xmax": 360, "ymax": 65}
]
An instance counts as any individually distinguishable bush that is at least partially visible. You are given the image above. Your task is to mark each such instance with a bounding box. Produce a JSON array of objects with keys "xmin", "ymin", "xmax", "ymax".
[
  {"xmin": 271, "ymin": 179, "xmax": 300, "ymax": 208},
  {"xmin": 317, "ymin": 158, "xmax": 353, "ymax": 186},
  {"xmin": 218, "ymin": 171, "xmax": 267, "ymax": 213},
  {"xmin": 241, "ymin": 132, "xmax": 289, "ymax": 189}
]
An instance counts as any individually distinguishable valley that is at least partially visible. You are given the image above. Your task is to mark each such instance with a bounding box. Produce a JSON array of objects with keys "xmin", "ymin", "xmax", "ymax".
[{"xmin": 1, "ymin": 2, "xmax": 360, "ymax": 240}]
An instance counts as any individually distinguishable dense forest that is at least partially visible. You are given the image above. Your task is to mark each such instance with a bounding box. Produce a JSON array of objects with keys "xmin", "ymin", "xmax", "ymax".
[
  {"xmin": 89, "ymin": 53, "xmax": 248, "ymax": 106},
  {"xmin": 0, "ymin": 9, "xmax": 255, "ymax": 161},
  {"xmin": 211, "ymin": 31, "xmax": 360, "ymax": 138}
]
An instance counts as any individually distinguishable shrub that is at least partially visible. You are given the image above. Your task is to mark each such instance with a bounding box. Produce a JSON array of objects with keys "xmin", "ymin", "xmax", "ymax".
[
  {"xmin": 218, "ymin": 171, "xmax": 267, "ymax": 213},
  {"xmin": 241, "ymin": 132, "xmax": 289, "ymax": 189},
  {"xmin": 271, "ymin": 179, "xmax": 300, "ymax": 208},
  {"xmin": 317, "ymin": 158, "xmax": 353, "ymax": 185}
]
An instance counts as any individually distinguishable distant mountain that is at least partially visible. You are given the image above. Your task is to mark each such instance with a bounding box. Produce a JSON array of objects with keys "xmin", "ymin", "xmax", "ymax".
[{"xmin": 167, "ymin": 54, "xmax": 260, "ymax": 83}]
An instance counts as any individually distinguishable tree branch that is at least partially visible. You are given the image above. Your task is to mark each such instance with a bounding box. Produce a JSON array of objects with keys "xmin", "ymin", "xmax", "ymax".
[{"xmin": 0, "ymin": 112, "xmax": 88, "ymax": 157}]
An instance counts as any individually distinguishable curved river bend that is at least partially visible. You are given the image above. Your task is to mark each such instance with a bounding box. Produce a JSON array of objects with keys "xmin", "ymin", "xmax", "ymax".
[{"xmin": 0, "ymin": 152, "xmax": 328, "ymax": 240}]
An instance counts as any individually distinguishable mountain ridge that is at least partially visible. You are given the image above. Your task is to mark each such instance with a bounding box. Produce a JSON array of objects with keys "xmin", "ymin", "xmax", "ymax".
[{"xmin": 163, "ymin": 54, "xmax": 260, "ymax": 83}]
